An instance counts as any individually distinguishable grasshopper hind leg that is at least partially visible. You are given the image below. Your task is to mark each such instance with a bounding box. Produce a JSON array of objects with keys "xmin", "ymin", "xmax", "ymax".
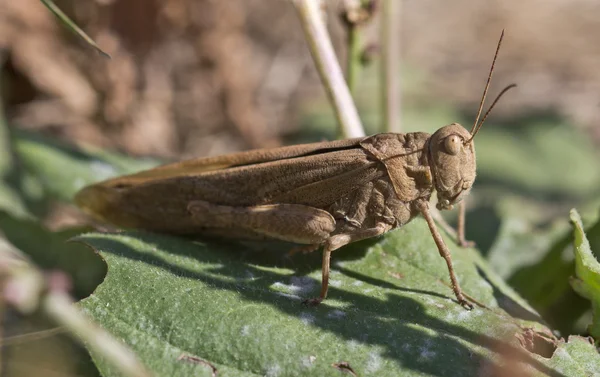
[{"xmin": 187, "ymin": 200, "xmax": 336, "ymax": 244}]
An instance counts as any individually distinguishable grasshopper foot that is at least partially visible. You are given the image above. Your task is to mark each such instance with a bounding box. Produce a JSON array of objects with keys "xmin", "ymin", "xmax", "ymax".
[
  {"xmin": 458, "ymin": 297, "xmax": 474, "ymax": 310},
  {"xmin": 302, "ymin": 297, "xmax": 323, "ymax": 307},
  {"xmin": 458, "ymin": 239, "xmax": 476, "ymax": 248}
]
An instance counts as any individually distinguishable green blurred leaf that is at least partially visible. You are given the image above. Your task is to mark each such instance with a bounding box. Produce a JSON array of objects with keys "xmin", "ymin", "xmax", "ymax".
[
  {"xmin": 12, "ymin": 129, "xmax": 161, "ymax": 203},
  {"xmin": 75, "ymin": 219, "xmax": 599, "ymax": 376},
  {"xmin": 0, "ymin": 211, "xmax": 106, "ymax": 299},
  {"xmin": 0, "ymin": 211, "xmax": 102, "ymax": 377},
  {"xmin": 39, "ymin": 0, "xmax": 110, "ymax": 58},
  {"xmin": 0, "ymin": 64, "xmax": 30, "ymax": 218},
  {"xmin": 569, "ymin": 209, "xmax": 600, "ymax": 341},
  {"xmin": 0, "ymin": 182, "xmax": 30, "ymax": 217},
  {"xmin": 475, "ymin": 123, "xmax": 600, "ymax": 198}
]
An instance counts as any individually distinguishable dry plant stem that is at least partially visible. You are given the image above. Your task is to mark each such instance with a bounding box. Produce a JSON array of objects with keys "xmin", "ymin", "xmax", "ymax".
[
  {"xmin": 43, "ymin": 293, "xmax": 152, "ymax": 377},
  {"xmin": 346, "ymin": 21, "xmax": 362, "ymax": 98},
  {"xmin": 293, "ymin": 0, "xmax": 366, "ymax": 138},
  {"xmin": 380, "ymin": 0, "xmax": 401, "ymax": 132},
  {"xmin": 0, "ymin": 247, "xmax": 153, "ymax": 377}
]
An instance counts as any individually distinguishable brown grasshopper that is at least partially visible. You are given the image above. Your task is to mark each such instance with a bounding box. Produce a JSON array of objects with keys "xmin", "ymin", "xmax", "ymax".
[{"xmin": 75, "ymin": 31, "xmax": 514, "ymax": 309}]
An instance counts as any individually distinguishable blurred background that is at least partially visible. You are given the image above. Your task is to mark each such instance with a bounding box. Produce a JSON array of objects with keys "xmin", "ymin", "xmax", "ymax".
[{"xmin": 1, "ymin": 0, "xmax": 600, "ymax": 375}]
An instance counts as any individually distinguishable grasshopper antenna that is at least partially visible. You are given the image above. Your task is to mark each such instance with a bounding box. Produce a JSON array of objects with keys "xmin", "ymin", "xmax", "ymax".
[
  {"xmin": 466, "ymin": 30, "xmax": 516, "ymax": 143},
  {"xmin": 467, "ymin": 83, "xmax": 517, "ymax": 142}
]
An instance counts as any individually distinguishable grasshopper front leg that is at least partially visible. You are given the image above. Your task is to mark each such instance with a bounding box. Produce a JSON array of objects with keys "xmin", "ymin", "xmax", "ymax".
[{"xmin": 416, "ymin": 199, "xmax": 473, "ymax": 310}]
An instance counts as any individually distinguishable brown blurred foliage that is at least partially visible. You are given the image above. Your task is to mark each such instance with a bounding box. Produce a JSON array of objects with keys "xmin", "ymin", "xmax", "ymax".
[
  {"xmin": 1, "ymin": 0, "xmax": 319, "ymax": 157},
  {"xmin": 2, "ymin": 0, "xmax": 600, "ymax": 159}
]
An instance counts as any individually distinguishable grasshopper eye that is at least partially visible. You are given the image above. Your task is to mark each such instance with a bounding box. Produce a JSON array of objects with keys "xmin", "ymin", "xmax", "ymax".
[{"xmin": 444, "ymin": 135, "xmax": 462, "ymax": 155}]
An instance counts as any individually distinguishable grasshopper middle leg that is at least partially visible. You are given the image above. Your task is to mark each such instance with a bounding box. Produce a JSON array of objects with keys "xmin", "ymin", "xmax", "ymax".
[
  {"xmin": 188, "ymin": 200, "xmax": 392, "ymax": 306},
  {"xmin": 303, "ymin": 223, "xmax": 391, "ymax": 306}
]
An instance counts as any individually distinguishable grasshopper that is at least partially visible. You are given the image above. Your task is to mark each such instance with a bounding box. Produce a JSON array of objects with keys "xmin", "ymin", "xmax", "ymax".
[{"xmin": 75, "ymin": 31, "xmax": 514, "ymax": 309}]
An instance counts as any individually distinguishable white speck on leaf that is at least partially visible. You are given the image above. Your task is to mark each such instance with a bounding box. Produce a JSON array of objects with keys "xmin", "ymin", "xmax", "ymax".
[
  {"xmin": 456, "ymin": 309, "xmax": 472, "ymax": 322},
  {"xmin": 289, "ymin": 276, "xmax": 316, "ymax": 294},
  {"xmin": 241, "ymin": 325, "xmax": 250, "ymax": 336},
  {"xmin": 271, "ymin": 277, "xmax": 315, "ymax": 296},
  {"xmin": 327, "ymin": 309, "xmax": 346, "ymax": 319},
  {"xmin": 329, "ymin": 279, "xmax": 342, "ymax": 288},
  {"xmin": 271, "ymin": 282, "xmax": 286, "ymax": 290},
  {"xmin": 266, "ymin": 364, "xmax": 281, "ymax": 377},
  {"xmin": 419, "ymin": 340, "xmax": 436, "ymax": 360},
  {"xmin": 352, "ymin": 280, "xmax": 363, "ymax": 287},
  {"xmin": 366, "ymin": 351, "xmax": 382, "ymax": 373},
  {"xmin": 299, "ymin": 312, "xmax": 315, "ymax": 325},
  {"xmin": 347, "ymin": 339, "xmax": 360, "ymax": 350},
  {"xmin": 301, "ymin": 355, "xmax": 317, "ymax": 368},
  {"xmin": 274, "ymin": 292, "xmax": 301, "ymax": 300}
]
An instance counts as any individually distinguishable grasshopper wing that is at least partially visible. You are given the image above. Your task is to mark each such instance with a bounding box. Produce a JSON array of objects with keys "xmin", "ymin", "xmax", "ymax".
[{"xmin": 75, "ymin": 138, "xmax": 386, "ymax": 233}]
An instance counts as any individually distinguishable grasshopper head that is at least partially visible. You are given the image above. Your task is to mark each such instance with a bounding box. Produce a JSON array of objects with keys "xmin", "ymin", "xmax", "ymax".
[
  {"xmin": 426, "ymin": 30, "xmax": 516, "ymax": 211},
  {"xmin": 428, "ymin": 123, "xmax": 475, "ymax": 210}
]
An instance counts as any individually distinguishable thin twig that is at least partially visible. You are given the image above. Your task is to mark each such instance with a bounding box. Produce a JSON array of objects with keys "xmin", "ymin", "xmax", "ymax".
[
  {"xmin": 380, "ymin": 0, "xmax": 401, "ymax": 132},
  {"xmin": 39, "ymin": 0, "xmax": 111, "ymax": 58},
  {"xmin": 293, "ymin": 0, "xmax": 365, "ymax": 138},
  {"xmin": 0, "ymin": 244, "xmax": 153, "ymax": 377}
]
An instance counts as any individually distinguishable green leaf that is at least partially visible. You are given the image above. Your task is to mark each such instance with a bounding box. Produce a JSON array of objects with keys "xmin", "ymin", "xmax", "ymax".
[
  {"xmin": 76, "ymin": 219, "xmax": 599, "ymax": 376},
  {"xmin": 569, "ymin": 209, "xmax": 600, "ymax": 341},
  {"xmin": 39, "ymin": 0, "xmax": 110, "ymax": 58},
  {"xmin": 487, "ymin": 205, "xmax": 600, "ymax": 335},
  {"xmin": 545, "ymin": 336, "xmax": 600, "ymax": 376}
]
